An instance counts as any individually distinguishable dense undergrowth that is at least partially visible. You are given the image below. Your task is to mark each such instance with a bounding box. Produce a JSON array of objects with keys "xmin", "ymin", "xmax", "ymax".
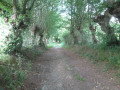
[{"xmin": 0, "ymin": 46, "xmax": 43, "ymax": 90}]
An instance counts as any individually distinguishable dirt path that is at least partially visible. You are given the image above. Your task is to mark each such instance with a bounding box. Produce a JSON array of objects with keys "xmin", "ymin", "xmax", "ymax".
[{"xmin": 23, "ymin": 48, "xmax": 120, "ymax": 90}]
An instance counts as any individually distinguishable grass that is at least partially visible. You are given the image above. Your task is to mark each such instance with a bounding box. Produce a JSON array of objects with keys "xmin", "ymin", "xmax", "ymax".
[
  {"xmin": 47, "ymin": 42, "xmax": 64, "ymax": 48},
  {"xmin": 73, "ymin": 74, "xmax": 85, "ymax": 81},
  {"xmin": 0, "ymin": 54, "xmax": 29, "ymax": 90},
  {"xmin": 68, "ymin": 44, "xmax": 120, "ymax": 80},
  {"xmin": 47, "ymin": 45, "xmax": 53, "ymax": 48},
  {"xmin": 20, "ymin": 46, "xmax": 44, "ymax": 60},
  {"xmin": 71, "ymin": 45, "xmax": 120, "ymax": 69},
  {"xmin": 0, "ymin": 46, "xmax": 45, "ymax": 89}
]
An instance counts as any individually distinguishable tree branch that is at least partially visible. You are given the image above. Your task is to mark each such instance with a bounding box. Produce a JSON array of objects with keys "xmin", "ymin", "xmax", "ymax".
[
  {"xmin": 22, "ymin": 0, "xmax": 29, "ymax": 14},
  {"xmin": 27, "ymin": 0, "xmax": 36, "ymax": 11},
  {"xmin": 13, "ymin": 0, "xmax": 18, "ymax": 13}
]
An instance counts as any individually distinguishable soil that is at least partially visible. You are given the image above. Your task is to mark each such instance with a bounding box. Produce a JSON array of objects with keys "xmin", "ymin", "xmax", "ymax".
[{"xmin": 22, "ymin": 48, "xmax": 120, "ymax": 90}]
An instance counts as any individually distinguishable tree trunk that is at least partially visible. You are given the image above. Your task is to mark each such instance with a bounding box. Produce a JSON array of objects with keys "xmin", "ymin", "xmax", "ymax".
[
  {"xmin": 39, "ymin": 34, "xmax": 45, "ymax": 48},
  {"xmin": 89, "ymin": 24, "xmax": 98, "ymax": 44},
  {"xmin": 73, "ymin": 32, "xmax": 79, "ymax": 44},
  {"xmin": 103, "ymin": 26, "xmax": 118, "ymax": 46},
  {"xmin": 70, "ymin": 1, "xmax": 79, "ymax": 45},
  {"xmin": 91, "ymin": 31, "xmax": 97, "ymax": 44},
  {"xmin": 70, "ymin": 28, "xmax": 79, "ymax": 45},
  {"xmin": 108, "ymin": 1, "xmax": 120, "ymax": 23},
  {"xmin": 94, "ymin": 10, "xmax": 119, "ymax": 46},
  {"xmin": 4, "ymin": 0, "xmax": 36, "ymax": 54}
]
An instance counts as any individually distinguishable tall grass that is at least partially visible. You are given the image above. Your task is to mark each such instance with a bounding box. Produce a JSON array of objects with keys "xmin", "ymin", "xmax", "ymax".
[
  {"xmin": 71, "ymin": 45, "xmax": 120, "ymax": 69},
  {"xmin": 0, "ymin": 46, "xmax": 44, "ymax": 90},
  {"xmin": 0, "ymin": 54, "xmax": 28, "ymax": 90}
]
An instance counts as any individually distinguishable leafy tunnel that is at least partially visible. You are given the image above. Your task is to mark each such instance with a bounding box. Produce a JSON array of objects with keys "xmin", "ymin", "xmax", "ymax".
[{"xmin": 1, "ymin": 0, "xmax": 120, "ymax": 89}]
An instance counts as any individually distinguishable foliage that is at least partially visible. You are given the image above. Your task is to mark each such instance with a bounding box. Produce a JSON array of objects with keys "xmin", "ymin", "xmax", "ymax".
[
  {"xmin": 71, "ymin": 45, "xmax": 120, "ymax": 69},
  {"xmin": 63, "ymin": 0, "xmax": 120, "ymax": 46},
  {"xmin": 0, "ymin": 0, "xmax": 120, "ymax": 89},
  {"xmin": 63, "ymin": 32, "xmax": 74, "ymax": 45},
  {"xmin": 4, "ymin": 34, "xmax": 23, "ymax": 54},
  {"xmin": 32, "ymin": 0, "xmax": 62, "ymax": 42},
  {"xmin": 0, "ymin": 54, "xmax": 30, "ymax": 90},
  {"xmin": 20, "ymin": 46, "xmax": 43, "ymax": 60},
  {"xmin": 0, "ymin": 0, "xmax": 13, "ymax": 11}
]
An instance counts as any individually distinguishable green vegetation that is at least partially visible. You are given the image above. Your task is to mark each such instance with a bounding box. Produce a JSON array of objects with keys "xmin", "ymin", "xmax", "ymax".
[
  {"xmin": 1, "ymin": 0, "xmax": 120, "ymax": 89},
  {"xmin": 70, "ymin": 45, "xmax": 120, "ymax": 68},
  {"xmin": 0, "ymin": 0, "xmax": 62, "ymax": 89},
  {"xmin": 62, "ymin": 0, "xmax": 120, "ymax": 71},
  {"xmin": 0, "ymin": 54, "xmax": 28, "ymax": 89},
  {"xmin": 73, "ymin": 74, "xmax": 85, "ymax": 81}
]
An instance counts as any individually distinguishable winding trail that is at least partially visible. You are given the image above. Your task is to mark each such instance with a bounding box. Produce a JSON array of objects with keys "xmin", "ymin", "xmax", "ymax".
[{"xmin": 23, "ymin": 48, "xmax": 120, "ymax": 90}]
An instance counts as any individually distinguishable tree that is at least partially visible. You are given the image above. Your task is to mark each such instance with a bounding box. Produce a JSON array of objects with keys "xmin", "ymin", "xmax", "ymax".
[
  {"xmin": 0, "ymin": 0, "xmax": 36, "ymax": 53},
  {"xmin": 31, "ymin": 0, "xmax": 61, "ymax": 47}
]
